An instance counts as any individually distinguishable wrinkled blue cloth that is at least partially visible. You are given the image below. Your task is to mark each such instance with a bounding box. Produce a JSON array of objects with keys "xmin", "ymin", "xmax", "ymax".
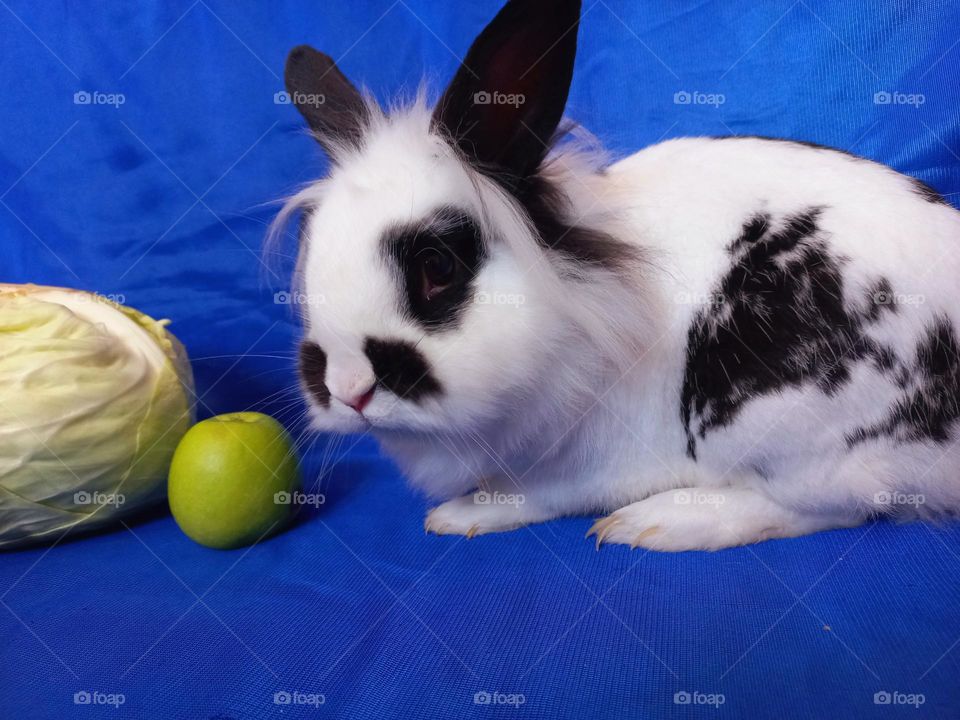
[{"xmin": 2, "ymin": 1, "xmax": 959, "ymax": 718}]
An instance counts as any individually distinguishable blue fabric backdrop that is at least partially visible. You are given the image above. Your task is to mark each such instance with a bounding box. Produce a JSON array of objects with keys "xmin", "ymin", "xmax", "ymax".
[{"xmin": 2, "ymin": 1, "xmax": 959, "ymax": 718}]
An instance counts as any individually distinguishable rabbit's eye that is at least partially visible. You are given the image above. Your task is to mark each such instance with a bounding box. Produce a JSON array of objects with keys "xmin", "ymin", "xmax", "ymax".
[
  {"xmin": 387, "ymin": 209, "xmax": 485, "ymax": 331},
  {"xmin": 418, "ymin": 248, "xmax": 457, "ymax": 299}
]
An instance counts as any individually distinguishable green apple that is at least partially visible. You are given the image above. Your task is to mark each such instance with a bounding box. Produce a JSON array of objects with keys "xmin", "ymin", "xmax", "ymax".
[{"xmin": 168, "ymin": 412, "xmax": 300, "ymax": 549}]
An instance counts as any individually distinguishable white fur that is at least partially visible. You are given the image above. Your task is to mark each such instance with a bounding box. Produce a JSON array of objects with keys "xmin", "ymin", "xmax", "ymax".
[{"xmin": 278, "ymin": 100, "xmax": 960, "ymax": 551}]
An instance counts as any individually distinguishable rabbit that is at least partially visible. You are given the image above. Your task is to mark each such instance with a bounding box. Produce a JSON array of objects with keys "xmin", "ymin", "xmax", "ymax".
[{"xmin": 275, "ymin": 0, "xmax": 960, "ymax": 551}]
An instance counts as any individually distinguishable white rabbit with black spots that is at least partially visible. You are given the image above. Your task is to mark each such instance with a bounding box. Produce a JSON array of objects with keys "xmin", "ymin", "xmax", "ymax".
[{"xmin": 276, "ymin": 0, "xmax": 960, "ymax": 550}]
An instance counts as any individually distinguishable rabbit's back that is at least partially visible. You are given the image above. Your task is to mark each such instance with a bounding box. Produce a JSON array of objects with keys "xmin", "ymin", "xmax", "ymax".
[{"xmin": 604, "ymin": 135, "xmax": 960, "ymax": 514}]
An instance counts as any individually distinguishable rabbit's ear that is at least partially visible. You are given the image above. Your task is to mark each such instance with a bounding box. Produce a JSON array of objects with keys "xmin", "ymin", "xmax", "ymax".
[
  {"xmin": 432, "ymin": 0, "xmax": 581, "ymax": 188},
  {"xmin": 285, "ymin": 45, "xmax": 369, "ymax": 154}
]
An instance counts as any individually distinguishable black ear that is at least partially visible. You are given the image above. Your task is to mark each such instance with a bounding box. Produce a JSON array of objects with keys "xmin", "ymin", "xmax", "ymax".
[
  {"xmin": 285, "ymin": 45, "xmax": 370, "ymax": 154},
  {"xmin": 432, "ymin": 0, "xmax": 581, "ymax": 188}
]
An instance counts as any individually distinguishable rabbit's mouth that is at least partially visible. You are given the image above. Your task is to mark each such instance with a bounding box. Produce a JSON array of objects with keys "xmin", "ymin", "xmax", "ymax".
[{"xmin": 299, "ymin": 334, "xmax": 449, "ymax": 434}]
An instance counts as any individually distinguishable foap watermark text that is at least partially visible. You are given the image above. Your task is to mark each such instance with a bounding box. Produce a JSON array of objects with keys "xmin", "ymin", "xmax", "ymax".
[
  {"xmin": 474, "ymin": 691, "xmax": 525, "ymax": 707},
  {"xmin": 474, "ymin": 490, "xmax": 524, "ymax": 507},
  {"xmin": 275, "ymin": 290, "xmax": 325, "ymax": 307},
  {"xmin": 274, "ymin": 90, "xmax": 325, "ymax": 108},
  {"xmin": 674, "ymin": 690, "xmax": 725, "ymax": 707},
  {"xmin": 473, "ymin": 90, "xmax": 525, "ymax": 107},
  {"xmin": 74, "ymin": 90, "xmax": 125, "ymax": 108},
  {"xmin": 474, "ymin": 290, "xmax": 525, "ymax": 307},
  {"xmin": 74, "ymin": 691, "xmax": 125, "ymax": 708},
  {"xmin": 274, "ymin": 490, "xmax": 325, "ymax": 508},
  {"xmin": 74, "ymin": 491, "xmax": 125, "ymax": 508},
  {"xmin": 874, "ymin": 91, "xmax": 925, "ymax": 108},
  {"xmin": 674, "ymin": 90, "xmax": 725, "ymax": 108},
  {"xmin": 874, "ymin": 690, "xmax": 925, "ymax": 708}
]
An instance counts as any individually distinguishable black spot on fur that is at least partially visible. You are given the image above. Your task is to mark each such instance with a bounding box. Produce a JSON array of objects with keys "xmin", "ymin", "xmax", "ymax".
[
  {"xmin": 385, "ymin": 208, "xmax": 486, "ymax": 333},
  {"xmin": 871, "ymin": 345, "xmax": 899, "ymax": 375},
  {"xmin": 847, "ymin": 317, "xmax": 960, "ymax": 446},
  {"xmin": 864, "ymin": 277, "xmax": 896, "ymax": 322},
  {"xmin": 364, "ymin": 337, "xmax": 443, "ymax": 402},
  {"xmin": 908, "ymin": 177, "xmax": 950, "ymax": 206},
  {"xmin": 519, "ymin": 170, "xmax": 641, "ymax": 275},
  {"xmin": 681, "ymin": 208, "xmax": 901, "ymax": 459},
  {"xmin": 728, "ymin": 213, "xmax": 771, "ymax": 251},
  {"xmin": 298, "ymin": 341, "xmax": 330, "ymax": 408}
]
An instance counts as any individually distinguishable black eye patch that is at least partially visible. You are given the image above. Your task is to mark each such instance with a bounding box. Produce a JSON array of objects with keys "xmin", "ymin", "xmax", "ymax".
[
  {"xmin": 364, "ymin": 337, "xmax": 443, "ymax": 402},
  {"xmin": 298, "ymin": 341, "xmax": 330, "ymax": 408},
  {"xmin": 384, "ymin": 207, "xmax": 486, "ymax": 331}
]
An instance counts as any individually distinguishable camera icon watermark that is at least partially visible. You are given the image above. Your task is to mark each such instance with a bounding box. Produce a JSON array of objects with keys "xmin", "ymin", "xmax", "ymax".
[{"xmin": 74, "ymin": 90, "xmax": 126, "ymax": 108}]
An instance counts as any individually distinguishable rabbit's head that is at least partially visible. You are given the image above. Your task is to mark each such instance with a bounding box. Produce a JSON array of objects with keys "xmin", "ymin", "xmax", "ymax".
[{"xmin": 280, "ymin": 0, "xmax": 646, "ymax": 436}]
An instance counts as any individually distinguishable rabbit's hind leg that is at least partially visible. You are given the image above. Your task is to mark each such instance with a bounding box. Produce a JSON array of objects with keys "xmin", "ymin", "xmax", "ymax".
[{"xmin": 589, "ymin": 485, "xmax": 862, "ymax": 552}]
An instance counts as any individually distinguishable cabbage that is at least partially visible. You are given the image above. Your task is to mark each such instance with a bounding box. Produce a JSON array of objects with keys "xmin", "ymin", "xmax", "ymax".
[{"xmin": 0, "ymin": 284, "xmax": 194, "ymax": 548}]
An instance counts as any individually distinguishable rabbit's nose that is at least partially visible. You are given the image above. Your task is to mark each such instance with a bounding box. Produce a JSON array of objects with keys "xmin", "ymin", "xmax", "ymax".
[
  {"xmin": 340, "ymin": 384, "xmax": 376, "ymax": 414},
  {"xmin": 328, "ymin": 363, "xmax": 377, "ymax": 414}
]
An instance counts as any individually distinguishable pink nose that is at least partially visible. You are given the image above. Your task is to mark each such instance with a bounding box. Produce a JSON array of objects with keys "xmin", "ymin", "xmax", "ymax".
[{"xmin": 343, "ymin": 385, "xmax": 376, "ymax": 414}]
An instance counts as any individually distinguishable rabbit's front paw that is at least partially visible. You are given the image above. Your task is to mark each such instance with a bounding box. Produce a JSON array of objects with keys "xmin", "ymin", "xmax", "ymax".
[{"xmin": 425, "ymin": 491, "xmax": 529, "ymax": 538}]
